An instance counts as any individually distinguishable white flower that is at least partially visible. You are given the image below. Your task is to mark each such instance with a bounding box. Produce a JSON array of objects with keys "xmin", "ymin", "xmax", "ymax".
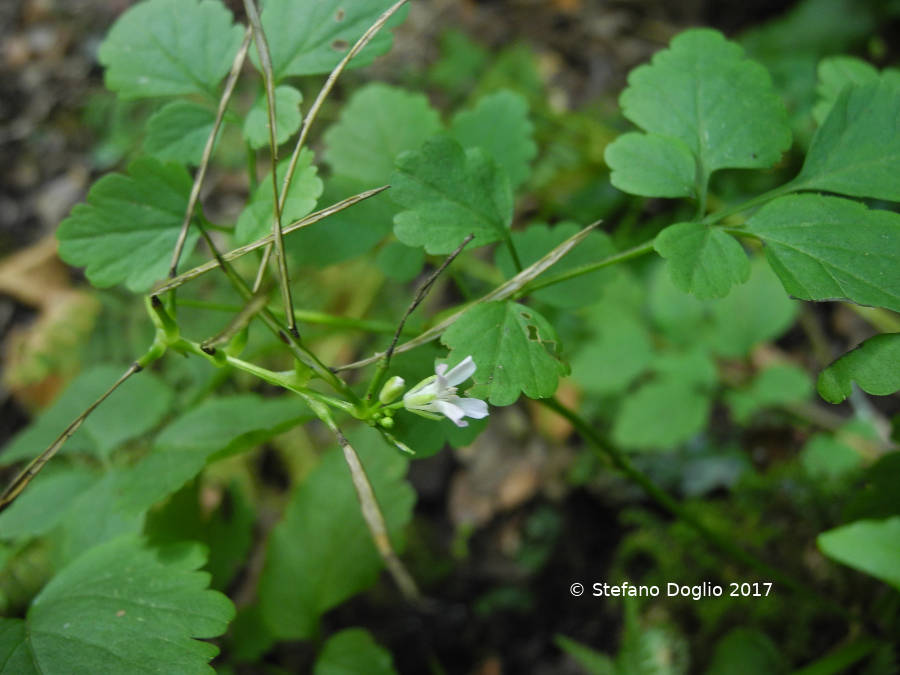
[{"xmin": 402, "ymin": 355, "xmax": 489, "ymax": 427}]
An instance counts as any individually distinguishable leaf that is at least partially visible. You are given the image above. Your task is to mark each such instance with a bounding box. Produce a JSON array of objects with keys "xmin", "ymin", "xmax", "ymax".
[
  {"xmin": 554, "ymin": 635, "xmax": 616, "ymax": 675},
  {"xmin": 392, "ymin": 134, "xmax": 513, "ymax": 254},
  {"xmin": 235, "ymin": 150, "xmax": 323, "ymax": 244},
  {"xmin": 0, "ymin": 537, "xmax": 234, "ymax": 674},
  {"xmin": 812, "ymin": 56, "xmax": 890, "ymax": 125},
  {"xmin": 796, "ymin": 80, "xmax": 900, "ymax": 201},
  {"xmin": 256, "ymin": 0, "xmax": 408, "ymax": 81},
  {"xmin": 726, "ymin": 364, "xmax": 811, "ymax": 423},
  {"xmin": 612, "ymin": 378, "xmax": 711, "ymax": 450},
  {"xmin": 376, "ymin": 241, "xmax": 425, "ymax": 282},
  {"xmin": 817, "ymin": 333, "xmax": 900, "ymax": 403},
  {"xmin": 258, "ymin": 428, "xmax": 414, "ymax": 639},
  {"xmin": 287, "ymin": 176, "xmax": 396, "ymax": 267},
  {"xmin": 495, "ymin": 222, "xmax": 618, "ymax": 308},
  {"xmin": 98, "ymin": 0, "xmax": 245, "ymax": 99},
  {"xmin": 323, "ymin": 83, "xmax": 442, "ymax": 186},
  {"xmin": 605, "ymin": 132, "xmax": 696, "ymax": 198},
  {"xmin": 654, "ymin": 222, "xmax": 750, "ymax": 299},
  {"xmin": 441, "ymin": 301, "xmax": 568, "ymax": 406},
  {"xmin": 57, "ymin": 157, "xmax": 199, "ymax": 291},
  {"xmin": 243, "ymin": 85, "xmax": 304, "ymax": 150},
  {"xmin": 144, "ymin": 100, "xmax": 217, "ymax": 165},
  {"xmin": 818, "ymin": 517, "xmax": 900, "ymax": 591},
  {"xmin": 1, "ymin": 365, "xmax": 172, "ymax": 464},
  {"xmin": 746, "ymin": 194, "xmax": 900, "ymax": 312},
  {"xmin": 314, "ymin": 628, "xmax": 398, "ymax": 675},
  {"xmin": 450, "ymin": 89, "xmax": 536, "ymax": 189},
  {"xmin": 801, "ymin": 433, "xmax": 863, "ymax": 481},
  {"xmin": 619, "ymin": 29, "xmax": 790, "ymax": 180},
  {"xmin": 570, "ymin": 312, "xmax": 654, "ymax": 396},
  {"xmin": 0, "ymin": 467, "xmax": 97, "ymax": 540},
  {"xmin": 705, "ymin": 629, "xmax": 786, "ymax": 675}
]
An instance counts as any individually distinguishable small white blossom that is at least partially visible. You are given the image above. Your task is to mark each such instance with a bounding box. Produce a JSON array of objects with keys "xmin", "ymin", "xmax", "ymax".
[{"xmin": 402, "ymin": 355, "xmax": 489, "ymax": 427}]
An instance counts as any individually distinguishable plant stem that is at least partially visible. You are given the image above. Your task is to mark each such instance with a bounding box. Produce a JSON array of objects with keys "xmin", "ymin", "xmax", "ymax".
[
  {"xmin": 701, "ymin": 180, "xmax": 799, "ymax": 226},
  {"xmin": 540, "ymin": 396, "xmax": 855, "ymax": 620}
]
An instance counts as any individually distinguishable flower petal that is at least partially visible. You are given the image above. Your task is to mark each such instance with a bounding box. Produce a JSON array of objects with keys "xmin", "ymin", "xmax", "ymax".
[
  {"xmin": 435, "ymin": 399, "xmax": 468, "ymax": 427},
  {"xmin": 455, "ymin": 397, "xmax": 489, "ymax": 419},
  {"xmin": 443, "ymin": 355, "xmax": 477, "ymax": 387}
]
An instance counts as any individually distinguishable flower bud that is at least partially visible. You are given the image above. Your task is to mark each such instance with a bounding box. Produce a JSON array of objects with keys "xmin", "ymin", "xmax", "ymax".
[{"xmin": 378, "ymin": 376, "xmax": 406, "ymax": 405}]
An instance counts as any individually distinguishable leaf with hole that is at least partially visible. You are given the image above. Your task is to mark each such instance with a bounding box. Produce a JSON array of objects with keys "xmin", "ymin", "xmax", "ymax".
[
  {"xmin": 747, "ymin": 194, "xmax": 900, "ymax": 312},
  {"xmin": 441, "ymin": 301, "xmax": 568, "ymax": 406},
  {"xmin": 57, "ymin": 158, "xmax": 200, "ymax": 292},
  {"xmin": 392, "ymin": 134, "xmax": 513, "ymax": 254},
  {"xmin": 98, "ymin": 0, "xmax": 245, "ymax": 99},
  {"xmin": 255, "ymin": 0, "xmax": 409, "ymax": 81}
]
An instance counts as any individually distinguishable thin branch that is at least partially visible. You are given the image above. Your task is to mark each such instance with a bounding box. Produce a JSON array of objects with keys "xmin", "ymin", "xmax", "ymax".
[
  {"xmin": 168, "ymin": 27, "xmax": 252, "ymax": 280},
  {"xmin": 200, "ymin": 284, "xmax": 271, "ymax": 353},
  {"xmin": 336, "ymin": 222, "xmax": 600, "ymax": 372},
  {"xmin": 152, "ymin": 186, "xmax": 389, "ymax": 295},
  {"xmin": 243, "ymin": 0, "xmax": 297, "ymax": 336},
  {"xmin": 365, "ymin": 234, "xmax": 473, "ymax": 403},
  {"xmin": 251, "ymin": 0, "xmax": 409, "ymax": 293},
  {"xmin": 0, "ymin": 363, "xmax": 142, "ymax": 513}
]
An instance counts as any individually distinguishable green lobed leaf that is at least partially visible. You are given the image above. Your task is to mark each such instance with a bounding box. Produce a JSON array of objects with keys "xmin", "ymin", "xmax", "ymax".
[
  {"xmin": 613, "ymin": 378, "xmax": 711, "ymax": 451},
  {"xmin": 257, "ymin": 427, "xmax": 414, "ymax": 639},
  {"xmin": 654, "ymin": 222, "xmax": 750, "ymax": 299},
  {"xmin": 619, "ymin": 29, "xmax": 791, "ymax": 180},
  {"xmin": 795, "ymin": 80, "xmax": 900, "ymax": 201},
  {"xmin": 427, "ymin": 29, "xmax": 490, "ymax": 96},
  {"xmin": 376, "ymin": 241, "xmax": 426, "ymax": 282},
  {"xmin": 570, "ymin": 314, "xmax": 654, "ymax": 396},
  {"xmin": 705, "ymin": 629, "xmax": 786, "ymax": 675},
  {"xmin": 651, "ymin": 347, "xmax": 718, "ymax": 389},
  {"xmin": 242, "ymin": 85, "xmax": 304, "ymax": 150},
  {"xmin": 287, "ymin": 176, "xmax": 396, "ymax": 267},
  {"xmin": 746, "ymin": 194, "xmax": 900, "ymax": 312},
  {"xmin": 256, "ymin": 0, "xmax": 408, "ymax": 81},
  {"xmin": 144, "ymin": 100, "xmax": 216, "ymax": 166},
  {"xmin": 726, "ymin": 364, "xmax": 811, "ymax": 424},
  {"xmin": 235, "ymin": 150, "xmax": 323, "ymax": 244},
  {"xmin": 1, "ymin": 365, "xmax": 173, "ymax": 464},
  {"xmin": 323, "ymin": 83, "xmax": 442, "ymax": 186},
  {"xmin": 817, "ymin": 333, "xmax": 900, "ymax": 403},
  {"xmin": 313, "ymin": 628, "xmax": 398, "ymax": 675},
  {"xmin": 392, "ymin": 134, "xmax": 513, "ymax": 254},
  {"xmin": 449, "ymin": 89, "xmax": 536, "ymax": 190},
  {"xmin": 57, "ymin": 157, "xmax": 200, "ymax": 291},
  {"xmin": 604, "ymin": 132, "xmax": 696, "ymax": 198},
  {"xmin": 554, "ymin": 635, "xmax": 616, "ymax": 675},
  {"xmin": 495, "ymin": 222, "xmax": 618, "ymax": 308},
  {"xmin": 0, "ymin": 537, "xmax": 234, "ymax": 674},
  {"xmin": 441, "ymin": 301, "xmax": 568, "ymax": 406},
  {"xmin": 812, "ymin": 56, "xmax": 900, "ymax": 125},
  {"xmin": 98, "ymin": 0, "xmax": 245, "ymax": 99},
  {"xmin": 0, "ymin": 467, "xmax": 97, "ymax": 540},
  {"xmin": 818, "ymin": 517, "xmax": 900, "ymax": 591},
  {"xmin": 801, "ymin": 432, "xmax": 863, "ymax": 481}
]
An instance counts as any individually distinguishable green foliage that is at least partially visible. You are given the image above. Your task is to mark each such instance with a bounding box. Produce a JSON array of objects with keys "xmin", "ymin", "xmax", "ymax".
[
  {"xmin": 257, "ymin": 430, "xmax": 414, "ymax": 639},
  {"xmin": 323, "ymin": 83, "xmax": 442, "ymax": 185},
  {"xmin": 144, "ymin": 101, "xmax": 217, "ymax": 165},
  {"xmin": 705, "ymin": 629, "xmax": 786, "ymax": 675},
  {"xmin": 449, "ymin": 90, "xmax": 537, "ymax": 189},
  {"xmin": 441, "ymin": 301, "xmax": 568, "ymax": 406},
  {"xmin": 1, "ymin": 366, "xmax": 172, "ymax": 463},
  {"xmin": 818, "ymin": 517, "xmax": 900, "ymax": 591},
  {"xmin": 98, "ymin": 0, "xmax": 245, "ymax": 100},
  {"xmin": 813, "ymin": 56, "xmax": 900, "ymax": 124},
  {"xmin": 235, "ymin": 150, "xmax": 323, "ymax": 243},
  {"xmin": 612, "ymin": 378, "xmax": 710, "ymax": 451},
  {"xmin": 614, "ymin": 28, "xmax": 790, "ymax": 194},
  {"xmin": 800, "ymin": 432, "xmax": 863, "ymax": 481},
  {"xmin": 605, "ymin": 133, "xmax": 696, "ymax": 198},
  {"xmin": 795, "ymin": 80, "xmax": 900, "ymax": 201},
  {"xmin": 242, "ymin": 85, "xmax": 304, "ymax": 150},
  {"xmin": 57, "ymin": 158, "xmax": 198, "ymax": 291},
  {"xmin": 254, "ymin": 0, "xmax": 408, "ymax": 81},
  {"xmin": 0, "ymin": 537, "xmax": 233, "ymax": 674},
  {"xmin": 313, "ymin": 628, "xmax": 398, "ymax": 675},
  {"xmin": 726, "ymin": 364, "xmax": 811, "ymax": 423},
  {"xmin": 817, "ymin": 333, "xmax": 900, "ymax": 403},
  {"xmin": 392, "ymin": 135, "xmax": 513, "ymax": 253},
  {"xmin": 746, "ymin": 195, "xmax": 900, "ymax": 312},
  {"xmin": 654, "ymin": 223, "xmax": 749, "ymax": 299}
]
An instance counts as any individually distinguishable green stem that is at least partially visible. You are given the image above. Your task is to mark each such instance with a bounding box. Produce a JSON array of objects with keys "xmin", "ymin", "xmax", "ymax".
[
  {"xmin": 702, "ymin": 180, "xmax": 799, "ymax": 226},
  {"xmin": 504, "ymin": 233, "xmax": 524, "ymax": 273},
  {"xmin": 540, "ymin": 396, "xmax": 854, "ymax": 620},
  {"xmin": 517, "ymin": 240, "xmax": 655, "ymax": 297}
]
